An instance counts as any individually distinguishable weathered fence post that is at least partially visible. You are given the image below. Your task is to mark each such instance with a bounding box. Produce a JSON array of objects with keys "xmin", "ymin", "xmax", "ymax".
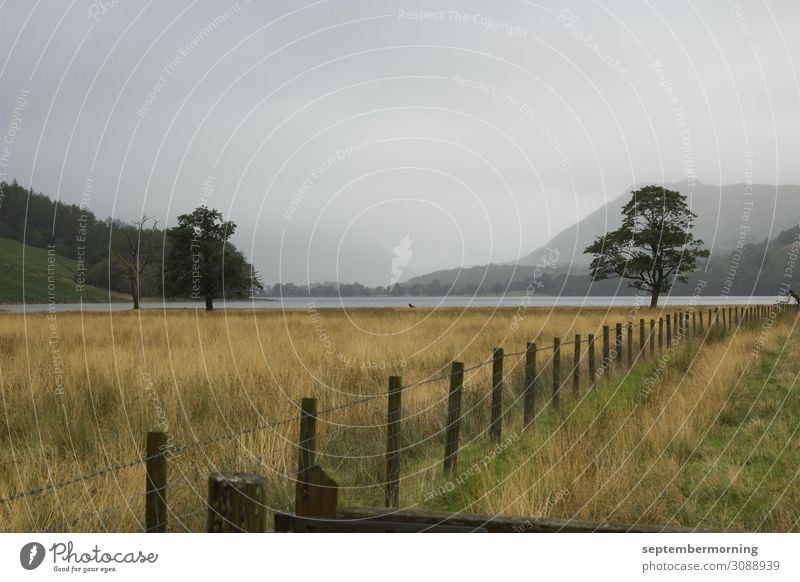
[
  {"xmin": 553, "ymin": 337, "xmax": 561, "ymax": 409},
  {"xmin": 692, "ymin": 311, "xmax": 696, "ymax": 334},
  {"xmin": 145, "ymin": 431, "xmax": 168, "ymax": 533},
  {"xmin": 666, "ymin": 314, "xmax": 672, "ymax": 348},
  {"xmin": 524, "ymin": 343, "xmax": 537, "ymax": 428},
  {"xmin": 573, "ymin": 334, "xmax": 581, "ymax": 397},
  {"xmin": 639, "ymin": 319, "xmax": 646, "ymax": 359},
  {"xmin": 649, "ymin": 319, "xmax": 655, "ymax": 356},
  {"xmin": 626, "ymin": 322, "xmax": 633, "ymax": 367},
  {"xmin": 615, "ymin": 324, "xmax": 623, "ymax": 366},
  {"xmin": 207, "ymin": 472, "xmax": 266, "ymax": 532},
  {"xmin": 444, "ymin": 362, "xmax": 464, "ymax": 475},
  {"xmin": 298, "ymin": 398, "xmax": 317, "ymax": 475},
  {"xmin": 490, "ymin": 348, "xmax": 504, "ymax": 442},
  {"xmin": 673, "ymin": 313, "xmax": 679, "ymax": 339},
  {"xmin": 385, "ymin": 376, "xmax": 403, "ymax": 507},
  {"xmin": 602, "ymin": 326, "xmax": 610, "ymax": 372},
  {"xmin": 588, "ymin": 334, "xmax": 596, "ymax": 388},
  {"xmin": 658, "ymin": 318, "xmax": 664, "ymax": 351},
  {"xmin": 294, "ymin": 465, "xmax": 338, "ymax": 530},
  {"xmin": 699, "ymin": 310, "xmax": 704, "ymax": 331}
]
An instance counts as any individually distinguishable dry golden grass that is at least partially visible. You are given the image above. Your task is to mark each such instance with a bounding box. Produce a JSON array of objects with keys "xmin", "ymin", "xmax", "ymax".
[{"xmin": 0, "ymin": 304, "xmax": 791, "ymax": 531}]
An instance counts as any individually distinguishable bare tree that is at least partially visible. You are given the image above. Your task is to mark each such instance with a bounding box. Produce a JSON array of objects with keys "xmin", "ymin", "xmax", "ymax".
[{"xmin": 113, "ymin": 216, "xmax": 158, "ymax": 309}]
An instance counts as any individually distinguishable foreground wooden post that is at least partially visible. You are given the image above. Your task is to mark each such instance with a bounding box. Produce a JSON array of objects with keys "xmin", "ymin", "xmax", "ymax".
[
  {"xmin": 385, "ymin": 376, "xmax": 403, "ymax": 507},
  {"xmin": 658, "ymin": 318, "xmax": 664, "ymax": 351},
  {"xmin": 602, "ymin": 326, "xmax": 610, "ymax": 373},
  {"xmin": 615, "ymin": 324, "xmax": 623, "ymax": 366},
  {"xmin": 145, "ymin": 431, "xmax": 168, "ymax": 533},
  {"xmin": 207, "ymin": 472, "xmax": 266, "ymax": 532},
  {"xmin": 573, "ymin": 334, "xmax": 581, "ymax": 396},
  {"xmin": 673, "ymin": 313, "xmax": 679, "ymax": 339},
  {"xmin": 490, "ymin": 348, "xmax": 504, "ymax": 442},
  {"xmin": 588, "ymin": 334, "xmax": 596, "ymax": 388},
  {"xmin": 298, "ymin": 398, "xmax": 318, "ymax": 475},
  {"xmin": 444, "ymin": 362, "xmax": 464, "ymax": 475},
  {"xmin": 294, "ymin": 465, "xmax": 338, "ymax": 528},
  {"xmin": 649, "ymin": 320, "xmax": 655, "ymax": 356},
  {"xmin": 553, "ymin": 338, "xmax": 561, "ymax": 409},
  {"xmin": 626, "ymin": 322, "xmax": 633, "ymax": 367},
  {"xmin": 692, "ymin": 311, "xmax": 696, "ymax": 334},
  {"xmin": 524, "ymin": 344, "xmax": 537, "ymax": 428}
]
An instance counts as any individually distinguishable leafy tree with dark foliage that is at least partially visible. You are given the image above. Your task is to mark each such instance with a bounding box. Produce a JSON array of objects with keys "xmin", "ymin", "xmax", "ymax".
[
  {"xmin": 584, "ymin": 185, "xmax": 709, "ymax": 307},
  {"xmin": 164, "ymin": 207, "xmax": 262, "ymax": 310}
]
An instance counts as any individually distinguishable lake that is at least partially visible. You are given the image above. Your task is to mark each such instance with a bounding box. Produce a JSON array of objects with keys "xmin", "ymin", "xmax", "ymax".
[{"xmin": 0, "ymin": 295, "xmax": 789, "ymax": 313}]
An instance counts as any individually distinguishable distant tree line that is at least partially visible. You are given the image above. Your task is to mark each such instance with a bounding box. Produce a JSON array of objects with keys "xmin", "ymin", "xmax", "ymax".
[{"xmin": 0, "ymin": 179, "xmax": 261, "ymax": 309}]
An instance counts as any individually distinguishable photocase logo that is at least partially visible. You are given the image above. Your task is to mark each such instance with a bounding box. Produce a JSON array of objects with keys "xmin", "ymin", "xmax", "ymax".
[
  {"xmin": 20, "ymin": 542, "xmax": 45, "ymax": 570},
  {"xmin": 390, "ymin": 235, "xmax": 413, "ymax": 286}
]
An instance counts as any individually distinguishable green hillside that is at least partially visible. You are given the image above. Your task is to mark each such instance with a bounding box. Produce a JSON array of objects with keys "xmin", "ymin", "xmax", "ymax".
[{"xmin": 0, "ymin": 237, "xmax": 128, "ymax": 304}]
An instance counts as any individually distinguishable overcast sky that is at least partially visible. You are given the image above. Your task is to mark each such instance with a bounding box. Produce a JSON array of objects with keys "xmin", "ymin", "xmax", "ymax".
[{"xmin": 1, "ymin": 0, "xmax": 799, "ymax": 286}]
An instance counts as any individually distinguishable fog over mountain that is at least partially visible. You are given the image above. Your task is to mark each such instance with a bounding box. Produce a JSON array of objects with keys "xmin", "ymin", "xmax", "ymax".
[{"xmin": 2, "ymin": 1, "xmax": 800, "ymax": 287}]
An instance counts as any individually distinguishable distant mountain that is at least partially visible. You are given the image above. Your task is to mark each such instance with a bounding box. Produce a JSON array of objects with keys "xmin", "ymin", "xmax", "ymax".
[
  {"xmin": 518, "ymin": 180, "xmax": 800, "ymax": 268},
  {"xmin": 408, "ymin": 181, "xmax": 800, "ymax": 293}
]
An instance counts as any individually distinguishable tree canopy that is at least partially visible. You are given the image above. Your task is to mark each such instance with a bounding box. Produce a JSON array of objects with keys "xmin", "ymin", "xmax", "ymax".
[
  {"xmin": 164, "ymin": 207, "xmax": 262, "ymax": 310},
  {"xmin": 584, "ymin": 185, "xmax": 709, "ymax": 307}
]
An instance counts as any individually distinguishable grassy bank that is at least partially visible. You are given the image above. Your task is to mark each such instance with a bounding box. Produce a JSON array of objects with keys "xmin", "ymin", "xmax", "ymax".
[
  {"xmin": 425, "ymin": 314, "xmax": 799, "ymax": 531},
  {"xmin": 0, "ymin": 237, "xmax": 128, "ymax": 303}
]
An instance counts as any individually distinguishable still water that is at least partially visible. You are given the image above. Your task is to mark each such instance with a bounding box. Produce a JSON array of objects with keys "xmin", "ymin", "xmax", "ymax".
[{"xmin": 0, "ymin": 295, "xmax": 788, "ymax": 313}]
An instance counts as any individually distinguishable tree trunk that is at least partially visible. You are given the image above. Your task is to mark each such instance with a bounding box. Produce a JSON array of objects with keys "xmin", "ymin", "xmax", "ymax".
[
  {"xmin": 649, "ymin": 287, "xmax": 659, "ymax": 308},
  {"xmin": 205, "ymin": 296, "xmax": 214, "ymax": 311},
  {"xmin": 130, "ymin": 276, "xmax": 140, "ymax": 310}
]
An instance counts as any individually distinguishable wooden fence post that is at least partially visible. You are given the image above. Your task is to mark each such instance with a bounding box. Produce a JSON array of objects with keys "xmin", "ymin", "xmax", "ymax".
[
  {"xmin": 490, "ymin": 348, "xmax": 504, "ymax": 442},
  {"xmin": 444, "ymin": 362, "xmax": 464, "ymax": 475},
  {"xmin": 602, "ymin": 326, "xmax": 610, "ymax": 373},
  {"xmin": 673, "ymin": 313, "xmax": 679, "ymax": 339},
  {"xmin": 553, "ymin": 338, "xmax": 561, "ymax": 409},
  {"xmin": 588, "ymin": 334, "xmax": 596, "ymax": 389},
  {"xmin": 692, "ymin": 311, "xmax": 696, "ymax": 334},
  {"xmin": 615, "ymin": 324, "xmax": 623, "ymax": 366},
  {"xmin": 385, "ymin": 376, "xmax": 403, "ymax": 507},
  {"xmin": 649, "ymin": 320, "xmax": 655, "ymax": 357},
  {"xmin": 145, "ymin": 431, "xmax": 168, "ymax": 533},
  {"xmin": 524, "ymin": 344, "xmax": 537, "ymax": 428},
  {"xmin": 207, "ymin": 472, "xmax": 266, "ymax": 532},
  {"xmin": 658, "ymin": 318, "xmax": 664, "ymax": 351},
  {"xmin": 298, "ymin": 398, "xmax": 317, "ymax": 475},
  {"xmin": 626, "ymin": 322, "xmax": 633, "ymax": 367},
  {"xmin": 573, "ymin": 334, "xmax": 581, "ymax": 396},
  {"xmin": 639, "ymin": 319, "xmax": 646, "ymax": 359},
  {"xmin": 294, "ymin": 465, "xmax": 338, "ymax": 528},
  {"xmin": 666, "ymin": 314, "xmax": 672, "ymax": 348}
]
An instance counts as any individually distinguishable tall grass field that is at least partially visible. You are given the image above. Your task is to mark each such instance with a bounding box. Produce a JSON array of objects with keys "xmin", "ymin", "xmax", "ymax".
[{"xmin": 0, "ymin": 304, "xmax": 797, "ymax": 532}]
